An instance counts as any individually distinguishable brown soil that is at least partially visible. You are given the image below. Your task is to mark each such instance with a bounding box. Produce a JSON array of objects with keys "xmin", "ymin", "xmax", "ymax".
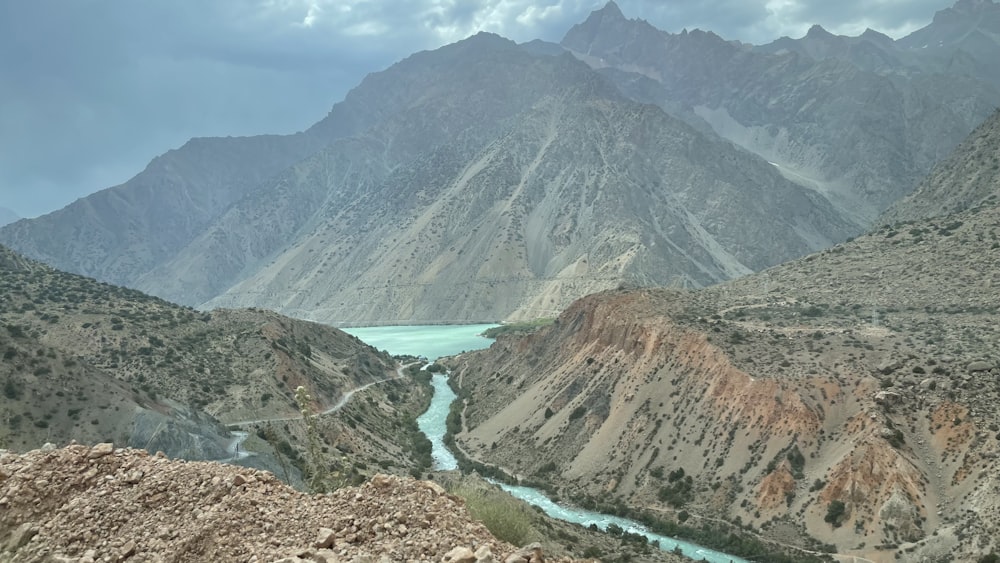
[{"xmin": 0, "ymin": 444, "xmax": 576, "ymax": 563}]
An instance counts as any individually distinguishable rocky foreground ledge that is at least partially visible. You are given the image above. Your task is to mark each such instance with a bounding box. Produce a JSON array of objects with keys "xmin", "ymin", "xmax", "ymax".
[{"xmin": 0, "ymin": 444, "xmax": 578, "ymax": 563}]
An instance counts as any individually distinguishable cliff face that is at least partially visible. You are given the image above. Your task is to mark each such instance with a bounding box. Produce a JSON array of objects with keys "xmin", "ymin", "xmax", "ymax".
[{"xmin": 451, "ymin": 198, "xmax": 1000, "ymax": 561}]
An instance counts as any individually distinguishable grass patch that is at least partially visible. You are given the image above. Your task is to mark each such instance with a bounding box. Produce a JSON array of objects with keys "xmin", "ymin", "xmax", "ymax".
[
  {"xmin": 449, "ymin": 483, "xmax": 536, "ymax": 546},
  {"xmin": 482, "ymin": 318, "xmax": 555, "ymax": 339}
]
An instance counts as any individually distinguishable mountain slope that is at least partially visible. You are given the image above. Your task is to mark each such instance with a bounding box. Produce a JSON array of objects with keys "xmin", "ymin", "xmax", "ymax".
[
  {"xmin": 881, "ymin": 108, "xmax": 1000, "ymax": 224},
  {"xmin": 0, "ymin": 133, "xmax": 331, "ymax": 288},
  {"xmin": 200, "ymin": 58, "xmax": 853, "ymax": 323},
  {"xmin": 0, "ymin": 244, "xmax": 442, "ymax": 486},
  {"xmin": 562, "ymin": 2, "xmax": 1000, "ymax": 224},
  {"xmin": 449, "ymin": 119, "xmax": 1000, "ymax": 561},
  {"xmin": 0, "ymin": 33, "xmax": 851, "ymax": 325}
]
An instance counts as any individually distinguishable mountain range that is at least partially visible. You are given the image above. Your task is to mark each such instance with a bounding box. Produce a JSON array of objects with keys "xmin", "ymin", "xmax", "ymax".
[{"xmin": 1, "ymin": 1, "xmax": 998, "ymax": 326}]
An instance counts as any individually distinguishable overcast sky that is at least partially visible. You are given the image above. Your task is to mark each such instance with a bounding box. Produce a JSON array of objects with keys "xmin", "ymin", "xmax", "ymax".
[{"xmin": 0, "ymin": 0, "xmax": 953, "ymax": 218}]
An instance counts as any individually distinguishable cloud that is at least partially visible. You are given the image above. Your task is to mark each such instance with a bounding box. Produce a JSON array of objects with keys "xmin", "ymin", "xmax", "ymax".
[{"xmin": 0, "ymin": 0, "xmax": 952, "ymax": 217}]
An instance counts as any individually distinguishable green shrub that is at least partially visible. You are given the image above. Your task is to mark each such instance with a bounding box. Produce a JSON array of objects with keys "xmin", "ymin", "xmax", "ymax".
[
  {"xmin": 450, "ymin": 484, "xmax": 534, "ymax": 546},
  {"xmin": 824, "ymin": 500, "xmax": 846, "ymax": 527},
  {"xmin": 3, "ymin": 378, "xmax": 22, "ymax": 400}
]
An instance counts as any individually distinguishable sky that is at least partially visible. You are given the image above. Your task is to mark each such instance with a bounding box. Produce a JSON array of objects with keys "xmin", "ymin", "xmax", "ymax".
[{"xmin": 0, "ymin": 0, "xmax": 953, "ymax": 219}]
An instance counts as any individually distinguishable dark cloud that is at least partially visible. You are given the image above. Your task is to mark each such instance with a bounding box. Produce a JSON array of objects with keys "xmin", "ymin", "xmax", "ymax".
[{"xmin": 0, "ymin": 0, "xmax": 952, "ymax": 218}]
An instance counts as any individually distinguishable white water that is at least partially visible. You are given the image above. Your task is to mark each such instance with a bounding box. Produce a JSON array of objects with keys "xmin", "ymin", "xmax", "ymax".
[
  {"xmin": 417, "ymin": 373, "xmax": 460, "ymax": 471},
  {"xmin": 347, "ymin": 324, "xmax": 749, "ymax": 563}
]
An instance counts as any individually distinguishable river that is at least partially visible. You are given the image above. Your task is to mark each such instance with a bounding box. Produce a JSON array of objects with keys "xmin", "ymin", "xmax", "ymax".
[{"xmin": 343, "ymin": 324, "xmax": 748, "ymax": 563}]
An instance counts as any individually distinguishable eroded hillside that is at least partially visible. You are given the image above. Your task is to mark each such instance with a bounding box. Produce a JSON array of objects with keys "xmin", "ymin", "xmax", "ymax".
[{"xmin": 450, "ymin": 200, "xmax": 1000, "ymax": 562}]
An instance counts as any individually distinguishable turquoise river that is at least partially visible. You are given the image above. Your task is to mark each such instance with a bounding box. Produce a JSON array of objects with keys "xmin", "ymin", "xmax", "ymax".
[{"xmin": 342, "ymin": 324, "xmax": 748, "ymax": 563}]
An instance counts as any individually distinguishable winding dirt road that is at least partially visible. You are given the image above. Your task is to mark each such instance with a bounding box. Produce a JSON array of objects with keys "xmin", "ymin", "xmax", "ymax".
[{"xmin": 223, "ymin": 363, "xmax": 413, "ymax": 460}]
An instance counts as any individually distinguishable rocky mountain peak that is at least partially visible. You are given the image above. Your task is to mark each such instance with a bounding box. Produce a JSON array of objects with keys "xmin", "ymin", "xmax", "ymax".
[
  {"xmin": 594, "ymin": 1, "xmax": 626, "ymax": 22},
  {"xmin": 805, "ymin": 24, "xmax": 834, "ymax": 38},
  {"xmin": 929, "ymin": 0, "xmax": 1000, "ymax": 26},
  {"xmin": 952, "ymin": 0, "xmax": 998, "ymax": 15},
  {"xmin": 561, "ymin": 0, "xmax": 664, "ymax": 56},
  {"xmin": 860, "ymin": 27, "xmax": 893, "ymax": 44}
]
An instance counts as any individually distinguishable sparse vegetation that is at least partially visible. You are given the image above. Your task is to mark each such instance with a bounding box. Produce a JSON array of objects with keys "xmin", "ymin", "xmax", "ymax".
[{"xmin": 482, "ymin": 319, "xmax": 555, "ymax": 339}]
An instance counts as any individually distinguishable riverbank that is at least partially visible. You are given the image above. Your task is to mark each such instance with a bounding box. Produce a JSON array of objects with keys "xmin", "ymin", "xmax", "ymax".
[{"xmin": 438, "ymin": 372, "xmax": 832, "ymax": 563}]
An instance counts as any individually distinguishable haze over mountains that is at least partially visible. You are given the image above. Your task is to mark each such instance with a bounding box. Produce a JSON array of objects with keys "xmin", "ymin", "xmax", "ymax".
[
  {"xmin": 2, "ymin": 1, "xmax": 999, "ymax": 325},
  {"xmin": 0, "ymin": 208, "xmax": 17, "ymax": 227}
]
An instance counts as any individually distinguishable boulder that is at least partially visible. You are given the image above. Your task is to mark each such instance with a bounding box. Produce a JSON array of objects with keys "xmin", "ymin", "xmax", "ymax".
[
  {"xmin": 420, "ymin": 480, "xmax": 447, "ymax": 497},
  {"xmin": 878, "ymin": 359, "xmax": 902, "ymax": 375},
  {"xmin": 4, "ymin": 522, "xmax": 38, "ymax": 552},
  {"xmin": 474, "ymin": 545, "xmax": 495, "ymax": 563},
  {"xmin": 88, "ymin": 443, "xmax": 114, "ymax": 459},
  {"xmin": 874, "ymin": 391, "xmax": 902, "ymax": 405},
  {"xmin": 967, "ymin": 360, "xmax": 995, "ymax": 373},
  {"xmin": 443, "ymin": 546, "xmax": 476, "ymax": 563},
  {"xmin": 505, "ymin": 543, "xmax": 544, "ymax": 563},
  {"xmin": 315, "ymin": 528, "xmax": 336, "ymax": 549}
]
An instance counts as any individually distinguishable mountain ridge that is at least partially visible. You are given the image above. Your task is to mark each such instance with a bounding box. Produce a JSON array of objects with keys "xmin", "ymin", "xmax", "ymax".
[
  {"xmin": 2, "ymin": 1, "xmax": 999, "ymax": 325},
  {"xmin": 562, "ymin": 2, "xmax": 1000, "ymax": 226}
]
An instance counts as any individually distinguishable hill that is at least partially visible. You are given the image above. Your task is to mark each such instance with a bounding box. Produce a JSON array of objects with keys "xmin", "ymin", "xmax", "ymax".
[
  {"xmin": 0, "ymin": 244, "xmax": 442, "ymax": 486},
  {"xmin": 448, "ymin": 133, "xmax": 1000, "ymax": 561}
]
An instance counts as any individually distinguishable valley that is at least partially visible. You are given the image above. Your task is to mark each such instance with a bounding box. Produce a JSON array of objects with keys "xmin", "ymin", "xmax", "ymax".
[{"xmin": 2, "ymin": 1, "xmax": 1000, "ymax": 562}]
